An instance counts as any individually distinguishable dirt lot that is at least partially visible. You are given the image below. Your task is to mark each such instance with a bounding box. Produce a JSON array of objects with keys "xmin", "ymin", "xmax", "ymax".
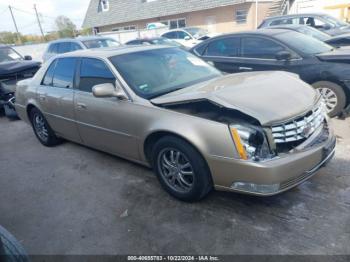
[{"xmin": 0, "ymin": 116, "xmax": 349, "ymax": 255}]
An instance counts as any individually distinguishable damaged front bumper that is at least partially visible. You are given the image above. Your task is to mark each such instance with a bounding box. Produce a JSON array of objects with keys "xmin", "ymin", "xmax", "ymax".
[{"xmin": 207, "ymin": 124, "xmax": 336, "ymax": 196}]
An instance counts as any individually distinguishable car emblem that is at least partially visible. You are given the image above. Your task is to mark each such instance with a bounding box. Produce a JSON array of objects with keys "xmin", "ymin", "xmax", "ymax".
[{"xmin": 302, "ymin": 123, "xmax": 313, "ymax": 138}]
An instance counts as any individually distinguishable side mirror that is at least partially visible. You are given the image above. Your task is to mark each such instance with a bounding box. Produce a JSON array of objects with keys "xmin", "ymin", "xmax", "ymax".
[
  {"xmin": 24, "ymin": 55, "xmax": 32, "ymax": 61},
  {"xmin": 276, "ymin": 51, "xmax": 292, "ymax": 61},
  {"xmin": 184, "ymin": 36, "xmax": 191, "ymax": 41},
  {"xmin": 92, "ymin": 82, "xmax": 128, "ymax": 100}
]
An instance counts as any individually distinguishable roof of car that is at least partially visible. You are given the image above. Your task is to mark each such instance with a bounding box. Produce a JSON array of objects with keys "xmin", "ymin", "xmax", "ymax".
[
  {"xmin": 212, "ymin": 28, "xmax": 293, "ymax": 37},
  {"xmin": 263, "ymin": 13, "xmax": 330, "ymax": 21},
  {"xmin": 56, "ymin": 45, "xmax": 171, "ymax": 59},
  {"xmin": 48, "ymin": 36, "xmax": 114, "ymax": 44}
]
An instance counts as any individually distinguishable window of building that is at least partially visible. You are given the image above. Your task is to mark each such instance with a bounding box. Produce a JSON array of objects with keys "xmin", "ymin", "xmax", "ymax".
[
  {"xmin": 52, "ymin": 58, "xmax": 78, "ymax": 89},
  {"xmin": 99, "ymin": 0, "xmax": 109, "ymax": 12},
  {"xmin": 235, "ymin": 9, "xmax": 248, "ymax": 24},
  {"xmin": 159, "ymin": 18, "xmax": 186, "ymax": 29},
  {"xmin": 112, "ymin": 25, "xmax": 137, "ymax": 32},
  {"xmin": 79, "ymin": 58, "xmax": 115, "ymax": 93}
]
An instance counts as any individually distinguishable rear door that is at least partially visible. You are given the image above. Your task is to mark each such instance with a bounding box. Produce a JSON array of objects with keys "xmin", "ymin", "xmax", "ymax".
[
  {"xmin": 37, "ymin": 57, "xmax": 81, "ymax": 142},
  {"xmin": 74, "ymin": 58, "xmax": 139, "ymax": 159}
]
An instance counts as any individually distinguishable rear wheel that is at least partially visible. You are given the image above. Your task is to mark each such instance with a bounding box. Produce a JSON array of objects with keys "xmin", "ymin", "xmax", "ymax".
[
  {"xmin": 312, "ymin": 81, "xmax": 346, "ymax": 117},
  {"xmin": 152, "ymin": 136, "xmax": 212, "ymax": 202},
  {"xmin": 30, "ymin": 108, "xmax": 62, "ymax": 146}
]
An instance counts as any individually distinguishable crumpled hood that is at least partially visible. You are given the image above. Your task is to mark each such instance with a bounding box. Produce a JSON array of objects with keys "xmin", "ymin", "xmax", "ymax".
[
  {"xmin": 317, "ymin": 48, "xmax": 350, "ymax": 63},
  {"xmin": 0, "ymin": 60, "xmax": 41, "ymax": 77},
  {"xmin": 151, "ymin": 71, "xmax": 319, "ymax": 126}
]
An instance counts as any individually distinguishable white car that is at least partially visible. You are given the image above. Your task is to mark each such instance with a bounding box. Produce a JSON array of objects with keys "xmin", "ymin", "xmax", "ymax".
[{"xmin": 161, "ymin": 27, "xmax": 218, "ymax": 48}]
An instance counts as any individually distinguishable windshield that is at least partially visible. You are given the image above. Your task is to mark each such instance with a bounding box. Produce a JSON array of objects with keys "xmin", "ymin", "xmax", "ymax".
[
  {"xmin": 323, "ymin": 15, "xmax": 348, "ymax": 28},
  {"xmin": 150, "ymin": 38, "xmax": 183, "ymax": 47},
  {"xmin": 109, "ymin": 48, "xmax": 221, "ymax": 99},
  {"xmin": 275, "ymin": 31, "xmax": 333, "ymax": 55},
  {"xmin": 0, "ymin": 47, "xmax": 23, "ymax": 63},
  {"xmin": 83, "ymin": 38, "xmax": 120, "ymax": 49},
  {"xmin": 297, "ymin": 26, "xmax": 331, "ymax": 42},
  {"xmin": 186, "ymin": 28, "xmax": 208, "ymax": 39}
]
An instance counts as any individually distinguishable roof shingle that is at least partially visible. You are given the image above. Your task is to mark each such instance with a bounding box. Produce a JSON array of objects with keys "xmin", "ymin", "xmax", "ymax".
[{"xmin": 83, "ymin": 0, "xmax": 247, "ymax": 28}]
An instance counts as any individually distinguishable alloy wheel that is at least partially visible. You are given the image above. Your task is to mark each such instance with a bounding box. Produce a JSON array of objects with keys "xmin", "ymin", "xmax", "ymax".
[
  {"xmin": 33, "ymin": 114, "xmax": 49, "ymax": 142},
  {"xmin": 157, "ymin": 148, "xmax": 195, "ymax": 193},
  {"xmin": 317, "ymin": 87, "xmax": 338, "ymax": 113}
]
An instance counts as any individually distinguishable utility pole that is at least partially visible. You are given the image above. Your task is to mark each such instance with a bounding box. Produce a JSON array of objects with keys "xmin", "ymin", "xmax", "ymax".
[
  {"xmin": 34, "ymin": 4, "xmax": 45, "ymax": 41},
  {"xmin": 8, "ymin": 5, "xmax": 21, "ymax": 44},
  {"xmin": 255, "ymin": 0, "xmax": 258, "ymax": 29}
]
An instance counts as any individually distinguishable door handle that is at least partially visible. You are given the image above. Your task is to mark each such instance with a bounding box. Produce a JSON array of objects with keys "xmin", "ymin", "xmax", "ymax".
[
  {"xmin": 76, "ymin": 103, "xmax": 87, "ymax": 109},
  {"xmin": 239, "ymin": 67, "xmax": 253, "ymax": 71}
]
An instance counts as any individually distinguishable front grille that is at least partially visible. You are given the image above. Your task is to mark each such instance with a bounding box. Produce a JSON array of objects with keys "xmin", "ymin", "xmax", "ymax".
[{"xmin": 271, "ymin": 102, "xmax": 325, "ymax": 144}]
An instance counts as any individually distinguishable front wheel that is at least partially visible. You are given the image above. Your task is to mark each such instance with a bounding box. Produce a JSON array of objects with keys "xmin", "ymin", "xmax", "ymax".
[
  {"xmin": 152, "ymin": 136, "xmax": 212, "ymax": 202},
  {"xmin": 30, "ymin": 108, "xmax": 62, "ymax": 147},
  {"xmin": 312, "ymin": 81, "xmax": 346, "ymax": 117}
]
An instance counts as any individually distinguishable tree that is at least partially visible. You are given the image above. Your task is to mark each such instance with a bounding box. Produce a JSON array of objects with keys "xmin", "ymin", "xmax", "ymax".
[{"xmin": 55, "ymin": 15, "xmax": 77, "ymax": 38}]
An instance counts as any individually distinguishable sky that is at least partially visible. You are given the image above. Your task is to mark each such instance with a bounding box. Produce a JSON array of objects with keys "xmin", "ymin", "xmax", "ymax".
[{"xmin": 0, "ymin": 0, "xmax": 90, "ymax": 35}]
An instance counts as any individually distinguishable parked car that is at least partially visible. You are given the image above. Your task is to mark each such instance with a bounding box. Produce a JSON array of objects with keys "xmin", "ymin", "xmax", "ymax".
[
  {"xmin": 0, "ymin": 225, "xmax": 29, "ymax": 262},
  {"xmin": 42, "ymin": 36, "xmax": 121, "ymax": 62},
  {"xmin": 266, "ymin": 25, "xmax": 350, "ymax": 48},
  {"xmin": 0, "ymin": 45, "xmax": 41, "ymax": 118},
  {"xmin": 15, "ymin": 46, "xmax": 335, "ymax": 201},
  {"xmin": 161, "ymin": 27, "xmax": 218, "ymax": 48},
  {"xmin": 125, "ymin": 37, "xmax": 187, "ymax": 49},
  {"xmin": 191, "ymin": 29, "xmax": 350, "ymax": 117},
  {"xmin": 259, "ymin": 13, "xmax": 350, "ymax": 36}
]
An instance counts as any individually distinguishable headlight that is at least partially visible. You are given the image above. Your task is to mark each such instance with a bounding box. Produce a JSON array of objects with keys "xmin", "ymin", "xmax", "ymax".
[{"xmin": 230, "ymin": 124, "xmax": 273, "ymax": 161}]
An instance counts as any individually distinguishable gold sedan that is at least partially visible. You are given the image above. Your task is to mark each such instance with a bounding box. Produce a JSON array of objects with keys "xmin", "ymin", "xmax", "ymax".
[{"xmin": 15, "ymin": 46, "xmax": 336, "ymax": 201}]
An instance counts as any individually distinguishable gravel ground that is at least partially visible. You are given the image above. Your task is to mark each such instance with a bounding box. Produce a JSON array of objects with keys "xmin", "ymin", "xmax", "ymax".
[{"xmin": 0, "ymin": 116, "xmax": 349, "ymax": 255}]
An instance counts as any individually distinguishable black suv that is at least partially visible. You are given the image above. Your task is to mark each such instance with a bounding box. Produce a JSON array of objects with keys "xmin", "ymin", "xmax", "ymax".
[
  {"xmin": 191, "ymin": 29, "xmax": 350, "ymax": 117},
  {"xmin": 0, "ymin": 45, "xmax": 40, "ymax": 118},
  {"xmin": 259, "ymin": 13, "xmax": 350, "ymax": 36}
]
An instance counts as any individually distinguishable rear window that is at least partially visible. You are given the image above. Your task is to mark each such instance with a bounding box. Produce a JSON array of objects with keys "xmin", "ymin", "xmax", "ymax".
[
  {"xmin": 52, "ymin": 58, "xmax": 78, "ymax": 88},
  {"xmin": 82, "ymin": 39, "xmax": 120, "ymax": 49},
  {"xmin": 205, "ymin": 37, "xmax": 240, "ymax": 57},
  {"xmin": 42, "ymin": 59, "xmax": 57, "ymax": 86},
  {"xmin": 58, "ymin": 42, "xmax": 73, "ymax": 54},
  {"xmin": 48, "ymin": 43, "xmax": 58, "ymax": 54}
]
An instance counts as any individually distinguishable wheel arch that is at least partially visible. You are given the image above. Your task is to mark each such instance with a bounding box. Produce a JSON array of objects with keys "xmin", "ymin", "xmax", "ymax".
[
  {"xmin": 143, "ymin": 130, "xmax": 207, "ymax": 166},
  {"xmin": 312, "ymin": 78, "xmax": 350, "ymax": 104}
]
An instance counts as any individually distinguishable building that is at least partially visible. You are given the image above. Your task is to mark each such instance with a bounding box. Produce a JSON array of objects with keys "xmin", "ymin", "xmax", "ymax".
[
  {"xmin": 82, "ymin": 0, "xmax": 275, "ymax": 34},
  {"xmin": 290, "ymin": 0, "xmax": 350, "ymax": 22}
]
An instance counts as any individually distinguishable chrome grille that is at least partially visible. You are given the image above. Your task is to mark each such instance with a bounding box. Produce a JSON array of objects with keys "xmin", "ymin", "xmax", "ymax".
[{"xmin": 271, "ymin": 103, "xmax": 325, "ymax": 144}]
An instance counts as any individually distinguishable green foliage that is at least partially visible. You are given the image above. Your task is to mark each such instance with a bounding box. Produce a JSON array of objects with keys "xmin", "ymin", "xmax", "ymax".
[{"xmin": 55, "ymin": 15, "xmax": 77, "ymax": 38}]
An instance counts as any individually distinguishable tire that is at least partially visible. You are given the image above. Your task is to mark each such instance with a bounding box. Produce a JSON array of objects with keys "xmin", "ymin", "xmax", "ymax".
[
  {"xmin": 312, "ymin": 81, "xmax": 346, "ymax": 117},
  {"xmin": 152, "ymin": 136, "xmax": 213, "ymax": 202},
  {"xmin": 0, "ymin": 225, "xmax": 29, "ymax": 262},
  {"xmin": 29, "ymin": 107, "xmax": 62, "ymax": 147}
]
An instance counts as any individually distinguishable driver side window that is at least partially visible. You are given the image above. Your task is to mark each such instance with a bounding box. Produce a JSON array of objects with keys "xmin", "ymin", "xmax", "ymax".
[
  {"xmin": 78, "ymin": 58, "xmax": 116, "ymax": 93},
  {"xmin": 241, "ymin": 37, "xmax": 286, "ymax": 59}
]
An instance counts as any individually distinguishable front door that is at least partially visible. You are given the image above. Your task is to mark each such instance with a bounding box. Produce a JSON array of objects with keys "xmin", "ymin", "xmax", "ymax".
[{"xmin": 74, "ymin": 58, "xmax": 139, "ymax": 159}]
